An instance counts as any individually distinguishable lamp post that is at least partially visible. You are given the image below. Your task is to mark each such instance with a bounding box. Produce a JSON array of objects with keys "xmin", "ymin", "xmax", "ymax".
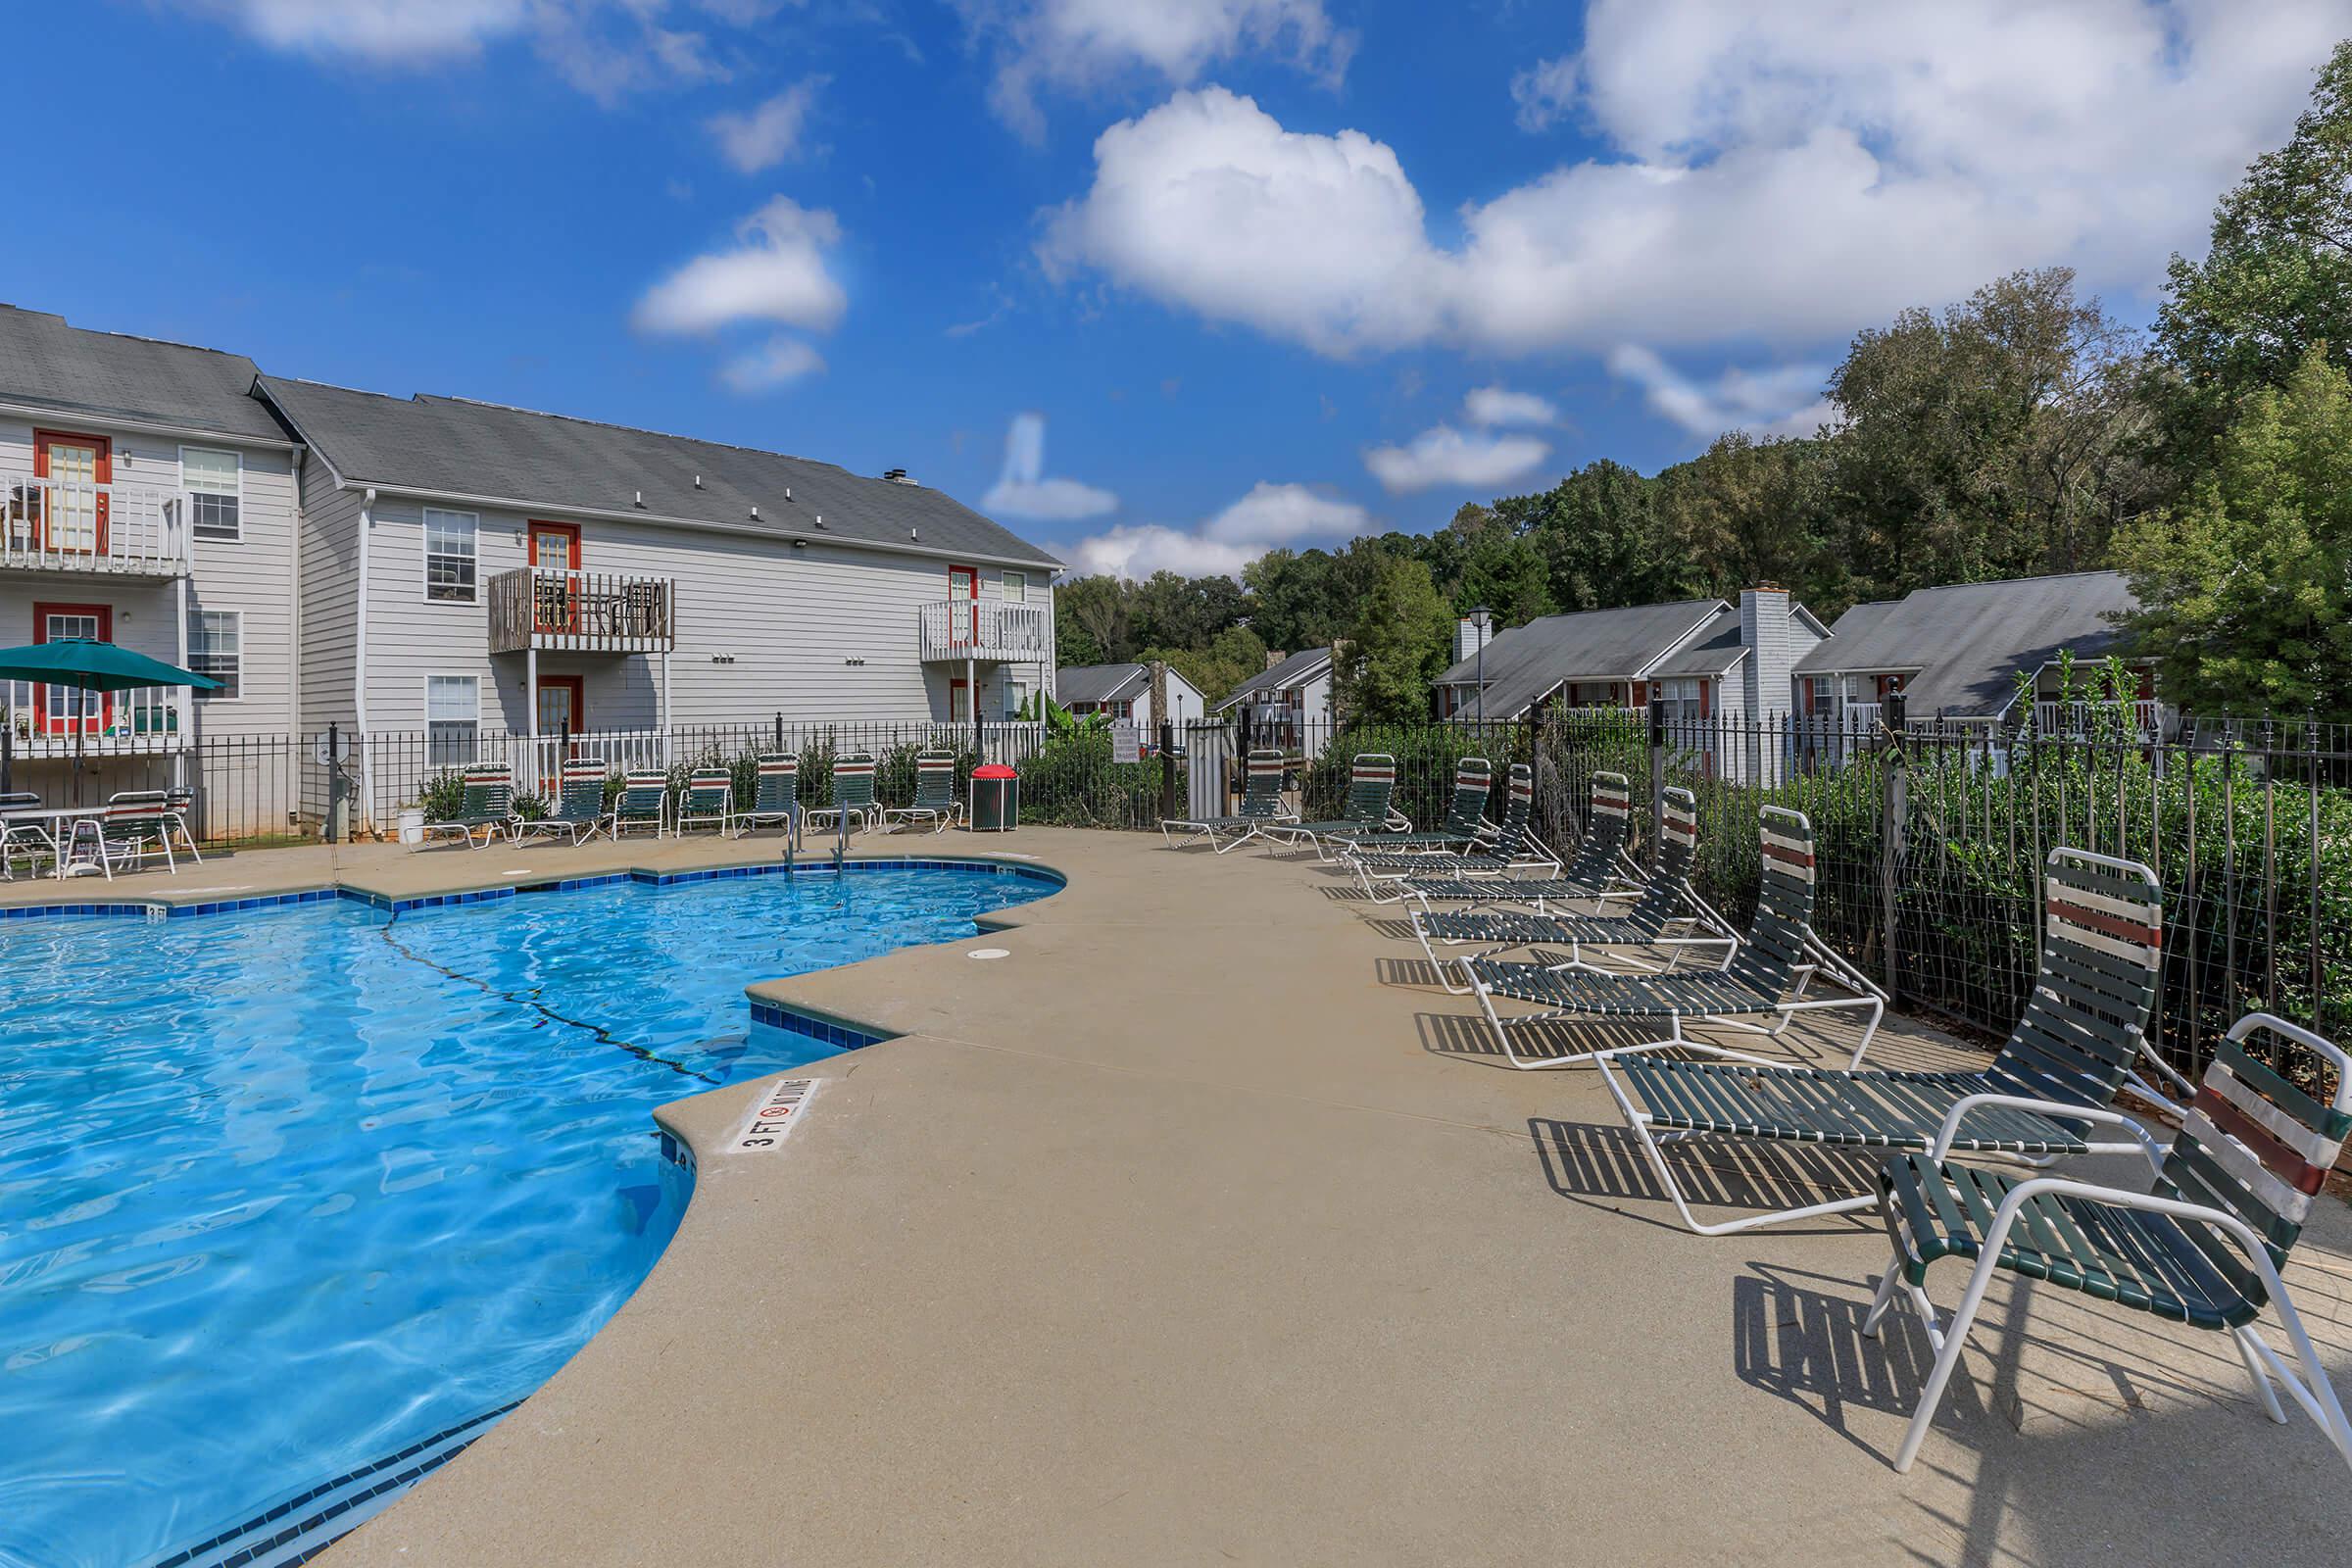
[{"xmin": 1469, "ymin": 606, "xmax": 1493, "ymax": 723}]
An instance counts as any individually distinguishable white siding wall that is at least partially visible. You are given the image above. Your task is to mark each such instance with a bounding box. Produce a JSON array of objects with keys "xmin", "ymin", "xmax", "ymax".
[
  {"xmin": 296, "ymin": 455, "xmax": 362, "ymax": 730},
  {"xmin": 354, "ymin": 498, "xmax": 1054, "ymax": 734}
]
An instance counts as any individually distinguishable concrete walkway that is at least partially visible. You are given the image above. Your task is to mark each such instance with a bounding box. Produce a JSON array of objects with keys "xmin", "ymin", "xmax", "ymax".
[{"xmin": 14, "ymin": 829, "xmax": 2347, "ymax": 1563}]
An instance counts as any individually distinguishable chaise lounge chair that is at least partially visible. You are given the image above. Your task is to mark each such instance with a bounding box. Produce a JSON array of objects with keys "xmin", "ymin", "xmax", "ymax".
[
  {"xmin": 881, "ymin": 750, "xmax": 959, "ymax": 833},
  {"xmin": 1865, "ymin": 1011, "xmax": 2352, "ymax": 1476},
  {"xmin": 1409, "ymin": 787, "xmax": 1737, "ymax": 992},
  {"xmin": 1463, "ymin": 806, "xmax": 1885, "ymax": 1070},
  {"xmin": 609, "ymin": 770, "xmax": 669, "ymax": 839},
  {"xmin": 1159, "ymin": 747, "xmax": 1295, "ymax": 852},
  {"xmin": 1388, "ymin": 769, "xmax": 1645, "ymax": 909},
  {"xmin": 676, "ymin": 768, "xmax": 734, "ymax": 835},
  {"xmin": 1325, "ymin": 756, "xmax": 1492, "ymax": 858},
  {"xmin": 1349, "ymin": 763, "xmax": 1560, "ymax": 897},
  {"xmin": 515, "ymin": 760, "xmax": 610, "ymax": 845},
  {"xmin": 1258, "ymin": 753, "xmax": 1403, "ymax": 856},
  {"xmin": 806, "ymin": 754, "xmax": 877, "ymax": 835},
  {"xmin": 735, "ymin": 753, "xmax": 799, "ymax": 836},
  {"xmin": 1593, "ymin": 847, "xmax": 2167, "ymax": 1234},
  {"xmin": 418, "ymin": 765, "xmax": 514, "ymax": 851}
]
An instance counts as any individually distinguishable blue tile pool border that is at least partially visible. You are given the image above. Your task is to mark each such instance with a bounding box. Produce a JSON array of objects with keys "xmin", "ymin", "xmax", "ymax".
[
  {"xmin": 0, "ymin": 856, "xmax": 1064, "ymax": 923},
  {"xmin": 748, "ymin": 998, "xmax": 894, "ymax": 1052}
]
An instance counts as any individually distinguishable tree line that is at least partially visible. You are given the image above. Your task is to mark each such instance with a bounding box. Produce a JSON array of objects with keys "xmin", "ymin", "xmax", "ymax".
[{"xmin": 1054, "ymin": 42, "xmax": 2352, "ymax": 725}]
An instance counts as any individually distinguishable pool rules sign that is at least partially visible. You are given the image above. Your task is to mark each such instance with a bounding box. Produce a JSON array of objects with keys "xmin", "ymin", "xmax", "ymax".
[{"xmin": 727, "ymin": 1077, "xmax": 819, "ymax": 1153}]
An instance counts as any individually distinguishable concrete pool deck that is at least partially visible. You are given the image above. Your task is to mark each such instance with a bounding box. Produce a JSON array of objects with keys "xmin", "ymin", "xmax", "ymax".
[{"xmin": 11, "ymin": 829, "xmax": 2350, "ymax": 1563}]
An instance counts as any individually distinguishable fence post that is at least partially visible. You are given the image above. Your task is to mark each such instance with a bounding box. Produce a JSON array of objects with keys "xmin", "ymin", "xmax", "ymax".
[
  {"xmin": 1, "ymin": 720, "xmax": 10, "ymax": 798},
  {"xmin": 1879, "ymin": 692, "xmax": 1907, "ymax": 995},
  {"xmin": 325, "ymin": 722, "xmax": 340, "ymax": 845},
  {"xmin": 1158, "ymin": 719, "xmax": 1178, "ymax": 821},
  {"xmin": 773, "ymin": 710, "xmax": 783, "ymax": 753},
  {"xmin": 1647, "ymin": 701, "xmax": 1666, "ymax": 872}
]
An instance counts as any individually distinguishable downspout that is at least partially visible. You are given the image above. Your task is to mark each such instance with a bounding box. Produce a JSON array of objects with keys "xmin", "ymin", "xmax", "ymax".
[
  {"xmin": 355, "ymin": 487, "xmax": 375, "ymax": 831},
  {"xmin": 287, "ymin": 446, "xmax": 305, "ymax": 744}
]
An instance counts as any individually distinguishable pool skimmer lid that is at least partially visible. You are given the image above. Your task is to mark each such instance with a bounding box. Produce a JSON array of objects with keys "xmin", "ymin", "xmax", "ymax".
[{"xmin": 967, "ymin": 947, "xmax": 1009, "ymax": 960}]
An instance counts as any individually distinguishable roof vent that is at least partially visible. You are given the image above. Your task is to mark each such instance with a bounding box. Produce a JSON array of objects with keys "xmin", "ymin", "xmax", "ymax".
[
  {"xmin": 693, "ymin": 474, "xmax": 703, "ymax": 489},
  {"xmin": 910, "ymin": 526, "xmax": 919, "ymax": 540},
  {"xmin": 634, "ymin": 490, "xmax": 644, "ymax": 508},
  {"xmin": 883, "ymin": 467, "xmax": 914, "ymax": 485},
  {"xmin": 784, "ymin": 486, "xmax": 792, "ymax": 501},
  {"xmin": 814, "ymin": 514, "xmax": 824, "ymax": 528},
  {"xmin": 751, "ymin": 505, "xmax": 760, "ymax": 519}
]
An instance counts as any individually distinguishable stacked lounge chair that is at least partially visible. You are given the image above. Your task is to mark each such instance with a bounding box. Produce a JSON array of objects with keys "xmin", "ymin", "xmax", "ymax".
[
  {"xmin": 1160, "ymin": 748, "xmax": 1295, "ymax": 852},
  {"xmin": 1326, "ymin": 757, "xmax": 1492, "ymax": 858},
  {"xmin": 1258, "ymin": 753, "xmax": 1403, "ymax": 856},
  {"xmin": 1391, "ymin": 770, "xmax": 1645, "ymax": 909},
  {"xmin": 1349, "ymin": 763, "xmax": 1559, "ymax": 898},
  {"xmin": 1462, "ymin": 806, "xmax": 1885, "ymax": 1069},
  {"xmin": 1408, "ymin": 787, "xmax": 1736, "ymax": 992}
]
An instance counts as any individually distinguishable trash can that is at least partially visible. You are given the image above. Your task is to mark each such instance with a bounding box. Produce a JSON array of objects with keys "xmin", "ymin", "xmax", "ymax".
[{"xmin": 970, "ymin": 763, "xmax": 1019, "ymax": 831}]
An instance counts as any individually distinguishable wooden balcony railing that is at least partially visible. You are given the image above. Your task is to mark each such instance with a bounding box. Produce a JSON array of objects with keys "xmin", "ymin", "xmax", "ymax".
[
  {"xmin": 917, "ymin": 599, "xmax": 1051, "ymax": 663},
  {"xmin": 487, "ymin": 567, "xmax": 676, "ymax": 655},
  {"xmin": 1, "ymin": 476, "xmax": 193, "ymax": 576}
]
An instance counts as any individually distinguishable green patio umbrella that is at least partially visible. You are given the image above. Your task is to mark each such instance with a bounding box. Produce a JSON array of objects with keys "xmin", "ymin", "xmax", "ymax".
[{"xmin": 0, "ymin": 638, "xmax": 220, "ymax": 801}]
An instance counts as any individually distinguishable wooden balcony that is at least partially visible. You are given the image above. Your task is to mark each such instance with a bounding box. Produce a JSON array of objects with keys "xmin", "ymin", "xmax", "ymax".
[
  {"xmin": 488, "ymin": 567, "xmax": 675, "ymax": 655},
  {"xmin": 1, "ymin": 476, "xmax": 193, "ymax": 577},
  {"xmin": 917, "ymin": 599, "xmax": 1050, "ymax": 664}
]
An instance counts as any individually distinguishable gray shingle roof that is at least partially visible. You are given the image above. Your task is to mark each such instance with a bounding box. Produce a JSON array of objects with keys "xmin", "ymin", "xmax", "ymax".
[
  {"xmin": 1056, "ymin": 663, "xmax": 1150, "ymax": 706},
  {"xmin": 1793, "ymin": 570, "xmax": 2140, "ymax": 716},
  {"xmin": 1217, "ymin": 647, "xmax": 1332, "ymax": 709},
  {"xmin": 1434, "ymin": 599, "xmax": 1726, "ymax": 718},
  {"xmin": 0, "ymin": 306, "xmax": 294, "ymax": 444},
  {"xmin": 1646, "ymin": 608, "xmax": 1749, "ymax": 677},
  {"xmin": 255, "ymin": 375, "xmax": 1061, "ymax": 569}
]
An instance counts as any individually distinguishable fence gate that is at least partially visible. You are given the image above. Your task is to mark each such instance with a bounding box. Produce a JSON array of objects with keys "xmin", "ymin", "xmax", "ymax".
[{"xmin": 1183, "ymin": 718, "xmax": 1232, "ymax": 819}]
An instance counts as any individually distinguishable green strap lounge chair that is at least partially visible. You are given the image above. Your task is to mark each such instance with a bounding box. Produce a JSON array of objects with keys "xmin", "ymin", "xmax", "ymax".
[
  {"xmin": 609, "ymin": 770, "xmax": 669, "ymax": 839},
  {"xmin": 0, "ymin": 791, "xmax": 50, "ymax": 880},
  {"xmin": 1409, "ymin": 788, "xmax": 1737, "ymax": 992},
  {"xmin": 735, "ymin": 753, "xmax": 799, "ymax": 836},
  {"xmin": 65, "ymin": 792, "xmax": 181, "ymax": 879},
  {"xmin": 1593, "ymin": 847, "xmax": 2166, "ymax": 1235},
  {"xmin": 882, "ymin": 750, "xmax": 959, "ymax": 834},
  {"xmin": 1863, "ymin": 1012, "xmax": 2352, "ymax": 1476},
  {"xmin": 1259, "ymin": 753, "xmax": 1404, "ymax": 856},
  {"xmin": 1159, "ymin": 748, "xmax": 1295, "ymax": 852},
  {"xmin": 806, "ymin": 754, "xmax": 877, "ymax": 834},
  {"xmin": 1350, "ymin": 763, "xmax": 1560, "ymax": 897},
  {"xmin": 515, "ymin": 760, "xmax": 610, "ymax": 845},
  {"xmin": 1326, "ymin": 757, "xmax": 1491, "ymax": 858},
  {"xmin": 419, "ymin": 765, "xmax": 514, "ymax": 851},
  {"xmin": 1386, "ymin": 769, "xmax": 1643, "ymax": 908},
  {"xmin": 1466, "ymin": 805, "xmax": 1885, "ymax": 1070},
  {"xmin": 677, "ymin": 768, "xmax": 734, "ymax": 835}
]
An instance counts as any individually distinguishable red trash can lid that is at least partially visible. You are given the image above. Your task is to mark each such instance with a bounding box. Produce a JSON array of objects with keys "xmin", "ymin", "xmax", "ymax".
[{"xmin": 972, "ymin": 763, "xmax": 1018, "ymax": 779}]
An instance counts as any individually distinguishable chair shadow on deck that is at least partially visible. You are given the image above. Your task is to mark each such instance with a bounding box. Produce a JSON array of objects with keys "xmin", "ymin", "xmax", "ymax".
[
  {"xmin": 1418, "ymin": 1007, "xmax": 1861, "ymax": 1071},
  {"xmin": 1527, "ymin": 1115, "xmax": 1886, "ymax": 1238}
]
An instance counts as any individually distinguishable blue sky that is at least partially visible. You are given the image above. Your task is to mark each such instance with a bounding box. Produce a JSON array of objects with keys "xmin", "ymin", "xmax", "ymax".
[{"xmin": 11, "ymin": 2, "xmax": 2346, "ymax": 575}]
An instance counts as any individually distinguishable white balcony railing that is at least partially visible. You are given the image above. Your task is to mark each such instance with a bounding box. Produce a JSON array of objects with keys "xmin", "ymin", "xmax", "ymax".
[
  {"xmin": 4, "ymin": 680, "xmax": 190, "ymax": 757},
  {"xmin": 917, "ymin": 599, "xmax": 1051, "ymax": 663},
  {"xmin": 1, "ymin": 476, "xmax": 193, "ymax": 576},
  {"xmin": 2034, "ymin": 699, "xmax": 2168, "ymax": 739}
]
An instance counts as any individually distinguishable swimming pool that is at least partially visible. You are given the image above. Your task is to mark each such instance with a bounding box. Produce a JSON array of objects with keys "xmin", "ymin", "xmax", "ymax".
[{"xmin": 0, "ymin": 862, "xmax": 1053, "ymax": 1568}]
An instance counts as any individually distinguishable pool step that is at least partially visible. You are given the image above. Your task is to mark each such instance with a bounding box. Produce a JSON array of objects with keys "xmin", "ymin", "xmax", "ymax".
[{"xmin": 148, "ymin": 1401, "xmax": 518, "ymax": 1568}]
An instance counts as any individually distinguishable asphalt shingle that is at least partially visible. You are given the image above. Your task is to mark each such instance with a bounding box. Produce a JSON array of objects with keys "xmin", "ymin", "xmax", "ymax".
[{"xmin": 0, "ymin": 306, "xmax": 293, "ymax": 445}]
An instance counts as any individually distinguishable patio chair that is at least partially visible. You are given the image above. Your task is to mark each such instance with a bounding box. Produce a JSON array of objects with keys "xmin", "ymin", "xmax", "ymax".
[
  {"xmin": 735, "ymin": 753, "xmax": 800, "ymax": 836},
  {"xmin": 1384, "ymin": 770, "xmax": 1644, "ymax": 908},
  {"xmin": 1464, "ymin": 805, "xmax": 1886, "ymax": 1070},
  {"xmin": 609, "ymin": 770, "xmax": 669, "ymax": 839},
  {"xmin": 806, "ymin": 754, "xmax": 878, "ymax": 835},
  {"xmin": 1159, "ymin": 748, "xmax": 1295, "ymax": 852},
  {"xmin": 2, "ymin": 791, "xmax": 53, "ymax": 880},
  {"xmin": 65, "ymin": 792, "xmax": 183, "ymax": 879},
  {"xmin": 676, "ymin": 768, "xmax": 735, "ymax": 835},
  {"xmin": 1259, "ymin": 753, "xmax": 1405, "ymax": 856},
  {"xmin": 1349, "ymin": 763, "xmax": 1560, "ymax": 897},
  {"xmin": 1863, "ymin": 1011, "xmax": 2352, "ymax": 1476},
  {"xmin": 1593, "ymin": 847, "xmax": 2167, "ymax": 1235},
  {"xmin": 515, "ymin": 760, "xmax": 610, "ymax": 845},
  {"xmin": 881, "ymin": 751, "xmax": 960, "ymax": 834},
  {"xmin": 418, "ymin": 766, "xmax": 514, "ymax": 851},
  {"xmin": 1325, "ymin": 757, "xmax": 1492, "ymax": 857},
  {"xmin": 1408, "ymin": 787, "xmax": 1738, "ymax": 992}
]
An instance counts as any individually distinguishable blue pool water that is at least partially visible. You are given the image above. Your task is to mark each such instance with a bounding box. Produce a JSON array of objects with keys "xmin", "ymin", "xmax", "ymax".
[{"xmin": 0, "ymin": 864, "xmax": 1051, "ymax": 1568}]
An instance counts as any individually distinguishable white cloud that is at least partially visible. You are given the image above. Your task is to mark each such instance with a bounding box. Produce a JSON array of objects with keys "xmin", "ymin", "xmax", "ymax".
[
  {"xmin": 1509, "ymin": 53, "xmax": 1578, "ymax": 133},
  {"xmin": 718, "ymin": 335, "xmax": 826, "ymax": 392},
  {"xmin": 1463, "ymin": 385, "xmax": 1557, "ymax": 427},
  {"xmin": 708, "ymin": 76, "xmax": 827, "ymax": 173},
  {"xmin": 1045, "ymin": 7, "xmax": 2347, "ymax": 356},
  {"xmin": 1074, "ymin": 479, "xmax": 1368, "ymax": 579},
  {"xmin": 955, "ymin": 0, "xmax": 1353, "ymax": 142},
  {"xmin": 1607, "ymin": 346, "xmax": 1835, "ymax": 442},
  {"xmin": 982, "ymin": 413, "xmax": 1120, "ymax": 521},
  {"xmin": 179, "ymin": 0, "xmax": 529, "ymax": 60},
  {"xmin": 634, "ymin": 197, "xmax": 847, "ymax": 335},
  {"xmin": 1363, "ymin": 426, "xmax": 1549, "ymax": 494}
]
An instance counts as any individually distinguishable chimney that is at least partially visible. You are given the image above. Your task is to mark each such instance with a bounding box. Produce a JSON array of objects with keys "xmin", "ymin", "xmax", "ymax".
[
  {"xmin": 1740, "ymin": 582, "xmax": 1798, "ymax": 723},
  {"xmin": 1265, "ymin": 649, "xmax": 1289, "ymax": 671},
  {"xmin": 1455, "ymin": 613, "xmax": 1494, "ymax": 664}
]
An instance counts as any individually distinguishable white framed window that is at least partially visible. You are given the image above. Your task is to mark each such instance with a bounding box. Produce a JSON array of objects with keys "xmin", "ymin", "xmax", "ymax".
[
  {"xmin": 188, "ymin": 609, "xmax": 241, "ymax": 700},
  {"xmin": 1001, "ymin": 570, "xmax": 1027, "ymax": 603},
  {"xmin": 1004, "ymin": 678, "xmax": 1032, "ymax": 719},
  {"xmin": 423, "ymin": 508, "xmax": 479, "ymax": 603},
  {"xmin": 180, "ymin": 446, "xmax": 242, "ymax": 540},
  {"xmin": 426, "ymin": 673, "xmax": 481, "ymax": 763}
]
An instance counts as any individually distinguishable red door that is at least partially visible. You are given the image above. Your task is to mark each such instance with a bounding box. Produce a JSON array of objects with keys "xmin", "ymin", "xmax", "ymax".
[
  {"xmin": 528, "ymin": 521, "xmax": 582, "ymax": 634},
  {"xmin": 948, "ymin": 564, "xmax": 979, "ymax": 644},
  {"xmin": 33, "ymin": 602, "xmax": 112, "ymax": 735},
  {"xmin": 536, "ymin": 674, "xmax": 584, "ymax": 738},
  {"xmin": 33, "ymin": 431, "xmax": 111, "ymax": 555}
]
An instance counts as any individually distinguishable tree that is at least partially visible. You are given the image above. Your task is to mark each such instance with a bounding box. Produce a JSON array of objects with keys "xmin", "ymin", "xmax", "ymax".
[
  {"xmin": 1242, "ymin": 548, "xmax": 1348, "ymax": 654},
  {"xmin": 1498, "ymin": 461, "xmax": 1695, "ymax": 613},
  {"xmin": 1331, "ymin": 555, "xmax": 1453, "ymax": 723},
  {"xmin": 2159, "ymin": 42, "xmax": 2352, "ymax": 415},
  {"xmin": 2113, "ymin": 345, "xmax": 2352, "ymax": 720},
  {"xmin": 1660, "ymin": 432, "xmax": 1828, "ymax": 599},
  {"xmin": 1454, "ymin": 522, "xmax": 1553, "ymax": 626},
  {"xmin": 1144, "ymin": 623, "xmax": 1266, "ymax": 709},
  {"xmin": 1056, "ymin": 575, "xmax": 1132, "ymax": 666}
]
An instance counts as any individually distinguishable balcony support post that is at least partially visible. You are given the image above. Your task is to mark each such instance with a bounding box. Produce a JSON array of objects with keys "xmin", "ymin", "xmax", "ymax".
[
  {"xmin": 525, "ymin": 646, "xmax": 540, "ymax": 795},
  {"xmin": 661, "ymin": 651, "xmax": 672, "ymax": 766},
  {"xmin": 173, "ymin": 572, "xmax": 190, "ymax": 791}
]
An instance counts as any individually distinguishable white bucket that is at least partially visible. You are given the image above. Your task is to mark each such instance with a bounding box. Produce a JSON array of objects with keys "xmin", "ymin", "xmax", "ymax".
[{"xmin": 397, "ymin": 808, "xmax": 425, "ymax": 846}]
